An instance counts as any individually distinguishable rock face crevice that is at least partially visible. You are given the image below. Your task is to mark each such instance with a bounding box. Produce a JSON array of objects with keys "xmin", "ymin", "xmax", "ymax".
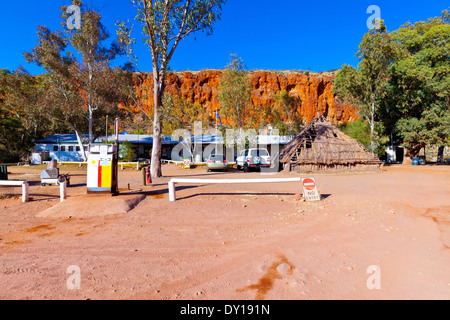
[{"xmin": 138, "ymin": 70, "xmax": 359, "ymax": 126}]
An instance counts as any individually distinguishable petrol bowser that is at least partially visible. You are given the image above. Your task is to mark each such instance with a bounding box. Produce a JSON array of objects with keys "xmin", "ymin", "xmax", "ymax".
[{"xmin": 87, "ymin": 119, "xmax": 119, "ymax": 194}]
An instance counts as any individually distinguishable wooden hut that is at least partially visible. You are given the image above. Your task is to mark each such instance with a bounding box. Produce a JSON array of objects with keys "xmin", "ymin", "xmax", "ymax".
[{"xmin": 280, "ymin": 116, "xmax": 383, "ymax": 172}]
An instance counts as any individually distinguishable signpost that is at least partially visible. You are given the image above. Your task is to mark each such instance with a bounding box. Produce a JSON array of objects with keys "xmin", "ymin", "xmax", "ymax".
[{"xmin": 301, "ymin": 178, "xmax": 321, "ymax": 202}]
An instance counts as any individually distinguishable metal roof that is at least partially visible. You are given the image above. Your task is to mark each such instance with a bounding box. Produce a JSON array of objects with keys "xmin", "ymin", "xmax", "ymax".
[
  {"xmin": 34, "ymin": 134, "xmax": 83, "ymax": 144},
  {"xmin": 35, "ymin": 134, "xmax": 180, "ymax": 145},
  {"xmin": 35, "ymin": 134, "xmax": 293, "ymax": 145}
]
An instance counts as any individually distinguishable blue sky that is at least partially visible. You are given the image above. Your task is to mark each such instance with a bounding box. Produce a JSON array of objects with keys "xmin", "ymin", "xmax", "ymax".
[{"xmin": 0, "ymin": 0, "xmax": 448, "ymax": 75}]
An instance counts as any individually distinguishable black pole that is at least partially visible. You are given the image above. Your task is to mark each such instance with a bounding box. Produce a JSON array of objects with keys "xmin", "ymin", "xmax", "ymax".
[{"xmin": 112, "ymin": 118, "xmax": 120, "ymax": 195}]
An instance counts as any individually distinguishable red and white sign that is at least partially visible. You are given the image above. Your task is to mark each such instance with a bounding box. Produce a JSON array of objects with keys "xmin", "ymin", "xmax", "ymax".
[
  {"xmin": 302, "ymin": 178, "xmax": 316, "ymax": 191},
  {"xmin": 301, "ymin": 177, "xmax": 321, "ymax": 202}
]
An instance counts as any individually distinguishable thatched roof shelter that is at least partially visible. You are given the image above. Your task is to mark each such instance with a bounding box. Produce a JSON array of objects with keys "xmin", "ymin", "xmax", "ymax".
[{"xmin": 280, "ymin": 116, "xmax": 383, "ymax": 172}]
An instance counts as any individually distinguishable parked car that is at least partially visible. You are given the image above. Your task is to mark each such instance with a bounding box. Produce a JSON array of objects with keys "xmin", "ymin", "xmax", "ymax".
[
  {"xmin": 206, "ymin": 154, "xmax": 229, "ymax": 172},
  {"xmin": 236, "ymin": 148, "xmax": 271, "ymax": 171}
]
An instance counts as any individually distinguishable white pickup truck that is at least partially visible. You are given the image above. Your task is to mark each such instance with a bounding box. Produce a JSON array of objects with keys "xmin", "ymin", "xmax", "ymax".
[{"xmin": 236, "ymin": 148, "xmax": 271, "ymax": 171}]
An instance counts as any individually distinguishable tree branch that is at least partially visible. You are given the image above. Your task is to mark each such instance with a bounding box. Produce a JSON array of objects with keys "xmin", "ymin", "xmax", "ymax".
[
  {"xmin": 142, "ymin": 0, "xmax": 159, "ymax": 74},
  {"xmin": 166, "ymin": 0, "xmax": 191, "ymax": 62}
]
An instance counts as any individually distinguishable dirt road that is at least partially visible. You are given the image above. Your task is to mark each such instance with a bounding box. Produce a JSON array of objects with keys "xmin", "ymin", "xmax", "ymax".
[{"xmin": 0, "ymin": 164, "xmax": 449, "ymax": 300}]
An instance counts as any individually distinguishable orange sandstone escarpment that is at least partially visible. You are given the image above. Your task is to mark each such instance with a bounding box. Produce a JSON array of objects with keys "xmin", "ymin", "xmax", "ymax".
[{"xmin": 138, "ymin": 70, "xmax": 359, "ymax": 126}]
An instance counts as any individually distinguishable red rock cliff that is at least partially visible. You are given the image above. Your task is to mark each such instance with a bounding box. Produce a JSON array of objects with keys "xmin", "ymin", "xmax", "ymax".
[{"xmin": 138, "ymin": 70, "xmax": 359, "ymax": 126}]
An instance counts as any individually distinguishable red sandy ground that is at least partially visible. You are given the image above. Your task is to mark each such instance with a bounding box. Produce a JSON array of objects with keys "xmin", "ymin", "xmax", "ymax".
[{"xmin": 0, "ymin": 164, "xmax": 449, "ymax": 300}]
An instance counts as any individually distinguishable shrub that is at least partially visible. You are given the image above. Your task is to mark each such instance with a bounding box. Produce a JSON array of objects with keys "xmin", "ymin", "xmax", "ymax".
[{"xmin": 119, "ymin": 141, "xmax": 137, "ymax": 162}]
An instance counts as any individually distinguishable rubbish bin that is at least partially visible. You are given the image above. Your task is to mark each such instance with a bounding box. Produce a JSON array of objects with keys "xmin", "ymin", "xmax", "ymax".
[
  {"xmin": 142, "ymin": 166, "xmax": 152, "ymax": 186},
  {"xmin": 412, "ymin": 158, "xmax": 419, "ymax": 166},
  {"xmin": 0, "ymin": 165, "xmax": 8, "ymax": 180}
]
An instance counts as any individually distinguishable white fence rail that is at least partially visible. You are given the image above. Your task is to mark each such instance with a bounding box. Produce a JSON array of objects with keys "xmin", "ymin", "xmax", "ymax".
[
  {"xmin": 0, "ymin": 181, "xmax": 29, "ymax": 203},
  {"xmin": 58, "ymin": 161, "xmax": 87, "ymax": 167},
  {"xmin": 168, "ymin": 178, "xmax": 302, "ymax": 202}
]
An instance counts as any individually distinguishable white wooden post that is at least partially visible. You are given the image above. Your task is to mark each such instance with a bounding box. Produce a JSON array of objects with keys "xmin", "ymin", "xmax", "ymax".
[
  {"xmin": 169, "ymin": 181, "xmax": 176, "ymax": 202},
  {"xmin": 0, "ymin": 181, "xmax": 29, "ymax": 203},
  {"xmin": 22, "ymin": 182, "xmax": 29, "ymax": 203},
  {"xmin": 60, "ymin": 181, "xmax": 67, "ymax": 203}
]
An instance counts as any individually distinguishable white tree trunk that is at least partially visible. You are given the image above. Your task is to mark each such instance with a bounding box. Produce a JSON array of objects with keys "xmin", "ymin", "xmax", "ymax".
[
  {"xmin": 370, "ymin": 100, "xmax": 376, "ymax": 155},
  {"xmin": 151, "ymin": 74, "xmax": 163, "ymax": 178}
]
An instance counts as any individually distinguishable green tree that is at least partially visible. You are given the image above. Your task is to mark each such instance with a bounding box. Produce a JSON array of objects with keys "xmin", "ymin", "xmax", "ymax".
[
  {"xmin": 334, "ymin": 21, "xmax": 397, "ymax": 155},
  {"xmin": 0, "ymin": 70, "xmax": 31, "ymax": 161},
  {"xmin": 273, "ymin": 89, "xmax": 302, "ymax": 135},
  {"xmin": 339, "ymin": 119, "xmax": 371, "ymax": 149},
  {"xmin": 119, "ymin": 141, "xmax": 137, "ymax": 162},
  {"xmin": 117, "ymin": 0, "xmax": 226, "ymax": 178},
  {"xmin": 218, "ymin": 54, "xmax": 253, "ymax": 130},
  {"xmin": 161, "ymin": 93, "xmax": 210, "ymax": 135},
  {"xmin": 0, "ymin": 68, "xmax": 50, "ymax": 161},
  {"xmin": 25, "ymin": 1, "xmax": 127, "ymax": 145},
  {"xmin": 381, "ymin": 11, "xmax": 450, "ymax": 161},
  {"xmin": 339, "ymin": 119, "xmax": 388, "ymax": 158}
]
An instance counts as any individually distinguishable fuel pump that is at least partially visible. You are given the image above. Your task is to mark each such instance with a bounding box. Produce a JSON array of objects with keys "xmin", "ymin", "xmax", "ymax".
[{"xmin": 87, "ymin": 119, "xmax": 119, "ymax": 195}]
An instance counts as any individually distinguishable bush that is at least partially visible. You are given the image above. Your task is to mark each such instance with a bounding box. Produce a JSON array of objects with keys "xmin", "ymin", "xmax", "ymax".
[
  {"xmin": 119, "ymin": 141, "xmax": 137, "ymax": 162},
  {"xmin": 339, "ymin": 119, "xmax": 388, "ymax": 158},
  {"xmin": 339, "ymin": 120, "xmax": 371, "ymax": 148}
]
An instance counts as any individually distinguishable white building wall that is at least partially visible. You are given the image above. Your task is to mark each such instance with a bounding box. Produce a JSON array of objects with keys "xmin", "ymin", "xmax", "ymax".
[{"xmin": 35, "ymin": 143, "xmax": 85, "ymax": 162}]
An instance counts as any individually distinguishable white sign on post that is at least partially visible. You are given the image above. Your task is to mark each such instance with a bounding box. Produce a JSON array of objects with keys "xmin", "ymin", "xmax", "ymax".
[
  {"xmin": 301, "ymin": 178, "xmax": 321, "ymax": 202},
  {"xmin": 100, "ymin": 145, "xmax": 109, "ymax": 158}
]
